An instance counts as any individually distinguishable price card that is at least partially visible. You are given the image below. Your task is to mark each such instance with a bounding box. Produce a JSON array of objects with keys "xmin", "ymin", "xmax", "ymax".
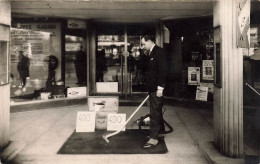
[
  {"xmin": 107, "ymin": 113, "xmax": 126, "ymax": 131},
  {"xmin": 76, "ymin": 111, "xmax": 96, "ymax": 132}
]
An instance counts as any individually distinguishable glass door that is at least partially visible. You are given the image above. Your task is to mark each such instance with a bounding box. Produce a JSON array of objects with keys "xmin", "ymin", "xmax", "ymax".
[
  {"xmin": 65, "ymin": 35, "xmax": 86, "ymax": 87},
  {"xmin": 96, "ymin": 34, "xmax": 125, "ymax": 93},
  {"xmin": 127, "ymin": 35, "xmax": 150, "ymax": 92},
  {"xmin": 95, "ymin": 24, "xmax": 155, "ymax": 94},
  {"xmin": 127, "ymin": 24, "xmax": 155, "ymax": 93}
]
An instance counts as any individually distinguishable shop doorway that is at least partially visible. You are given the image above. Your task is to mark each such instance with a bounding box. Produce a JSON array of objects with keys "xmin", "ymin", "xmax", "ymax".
[
  {"xmin": 64, "ymin": 27, "xmax": 86, "ymax": 89},
  {"xmin": 65, "ymin": 35, "xmax": 86, "ymax": 87},
  {"xmin": 95, "ymin": 24, "xmax": 155, "ymax": 95}
]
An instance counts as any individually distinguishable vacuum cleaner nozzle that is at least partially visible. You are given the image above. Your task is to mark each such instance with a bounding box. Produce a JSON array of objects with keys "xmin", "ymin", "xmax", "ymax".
[{"xmin": 103, "ymin": 135, "xmax": 109, "ymax": 143}]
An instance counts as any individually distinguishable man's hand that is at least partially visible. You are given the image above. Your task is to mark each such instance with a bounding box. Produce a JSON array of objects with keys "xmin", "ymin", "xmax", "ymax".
[{"xmin": 156, "ymin": 89, "xmax": 163, "ymax": 97}]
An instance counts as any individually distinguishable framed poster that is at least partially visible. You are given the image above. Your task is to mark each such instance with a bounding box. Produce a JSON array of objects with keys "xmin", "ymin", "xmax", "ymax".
[
  {"xmin": 188, "ymin": 67, "xmax": 200, "ymax": 85},
  {"xmin": 202, "ymin": 60, "xmax": 214, "ymax": 80}
]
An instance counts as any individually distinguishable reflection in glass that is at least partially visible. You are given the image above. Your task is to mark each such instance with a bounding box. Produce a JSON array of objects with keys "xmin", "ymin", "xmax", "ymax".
[
  {"xmin": 128, "ymin": 35, "xmax": 149, "ymax": 92},
  {"xmin": 97, "ymin": 35, "xmax": 125, "ymax": 92},
  {"xmin": 0, "ymin": 41, "xmax": 8, "ymax": 85},
  {"xmin": 65, "ymin": 35, "xmax": 86, "ymax": 87},
  {"xmin": 10, "ymin": 28, "xmax": 51, "ymax": 101}
]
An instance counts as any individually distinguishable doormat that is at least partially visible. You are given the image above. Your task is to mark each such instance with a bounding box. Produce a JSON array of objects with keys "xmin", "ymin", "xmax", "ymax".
[{"xmin": 58, "ymin": 129, "xmax": 168, "ymax": 154}]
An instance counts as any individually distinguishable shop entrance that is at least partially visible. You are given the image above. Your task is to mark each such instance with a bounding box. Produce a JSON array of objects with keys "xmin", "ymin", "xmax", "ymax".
[
  {"xmin": 95, "ymin": 24, "xmax": 155, "ymax": 95},
  {"xmin": 65, "ymin": 29, "xmax": 86, "ymax": 88}
]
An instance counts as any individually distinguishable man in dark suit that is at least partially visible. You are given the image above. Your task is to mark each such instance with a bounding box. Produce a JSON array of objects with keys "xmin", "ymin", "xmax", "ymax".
[{"xmin": 141, "ymin": 35, "xmax": 168, "ymax": 149}]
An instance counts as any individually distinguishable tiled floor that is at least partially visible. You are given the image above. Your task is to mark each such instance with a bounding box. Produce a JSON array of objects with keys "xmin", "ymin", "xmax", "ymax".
[{"xmin": 9, "ymin": 105, "xmax": 212, "ymax": 164}]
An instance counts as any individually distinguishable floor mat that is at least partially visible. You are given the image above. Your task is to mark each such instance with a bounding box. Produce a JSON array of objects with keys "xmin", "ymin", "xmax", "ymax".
[{"xmin": 58, "ymin": 129, "xmax": 168, "ymax": 154}]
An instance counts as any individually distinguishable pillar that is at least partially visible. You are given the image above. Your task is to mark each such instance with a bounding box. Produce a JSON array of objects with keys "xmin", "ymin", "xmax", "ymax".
[
  {"xmin": 87, "ymin": 22, "xmax": 96, "ymax": 96},
  {"xmin": 0, "ymin": 1, "xmax": 11, "ymax": 150},
  {"xmin": 213, "ymin": 0, "xmax": 249, "ymax": 157}
]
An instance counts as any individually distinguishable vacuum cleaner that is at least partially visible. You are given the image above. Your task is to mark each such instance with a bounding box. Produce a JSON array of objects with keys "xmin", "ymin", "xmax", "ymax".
[
  {"xmin": 136, "ymin": 107, "xmax": 173, "ymax": 135},
  {"xmin": 102, "ymin": 95, "xmax": 173, "ymax": 143},
  {"xmin": 103, "ymin": 95, "xmax": 149, "ymax": 143}
]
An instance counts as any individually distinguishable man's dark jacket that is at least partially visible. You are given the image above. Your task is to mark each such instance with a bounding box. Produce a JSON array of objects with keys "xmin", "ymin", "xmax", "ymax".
[{"xmin": 146, "ymin": 45, "xmax": 168, "ymax": 93}]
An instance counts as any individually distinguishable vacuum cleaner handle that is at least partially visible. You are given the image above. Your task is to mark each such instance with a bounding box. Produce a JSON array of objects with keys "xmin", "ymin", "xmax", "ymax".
[{"xmin": 103, "ymin": 95, "xmax": 149, "ymax": 143}]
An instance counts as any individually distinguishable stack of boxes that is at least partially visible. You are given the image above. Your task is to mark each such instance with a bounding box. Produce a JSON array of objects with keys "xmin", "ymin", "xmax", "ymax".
[{"xmin": 88, "ymin": 96, "xmax": 118, "ymax": 130}]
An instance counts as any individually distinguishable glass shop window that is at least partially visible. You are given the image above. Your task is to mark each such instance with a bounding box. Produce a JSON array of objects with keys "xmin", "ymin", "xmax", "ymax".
[
  {"xmin": 0, "ymin": 41, "xmax": 9, "ymax": 85},
  {"xmin": 10, "ymin": 28, "xmax": 52, "ymax": 102}
]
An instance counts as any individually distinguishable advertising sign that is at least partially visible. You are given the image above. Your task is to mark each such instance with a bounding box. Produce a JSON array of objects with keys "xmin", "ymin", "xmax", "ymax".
[
  {"xmin": 88, "ymin": 96, "xmax": 118, "ymax": 113},
  {"xmin": 200, "ymin": 82, "xmax": 214, "ymax": 93},
  {"xmin": 107, "ymin": 113, "xmax": 126, "ymax": 131},
  {"xmin": 195, "ymin": 86, "xmax": 208, "ymax": 101},
  {"xmin": 188, "ymin": 67, "xmax": 200, "ymax": 85},
  {"xmin": 76, "ymin": 111, "xmax": 96, "ymax": 132},
  {"xmin": 202, "ymin": 60, "xmax": 214, "ymax": 80}
]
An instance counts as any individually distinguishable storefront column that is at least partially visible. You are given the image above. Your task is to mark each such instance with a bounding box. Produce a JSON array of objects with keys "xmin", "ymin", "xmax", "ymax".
[
  {"xmin": 213, "ymin": 0, "xmax": 249, "ymax": 157},
  {"xmin": 0, "ymin": 1, "xmax": 11, "ymax": 150},
  {"xmin": 87, "ymin": 22, "xmax": 96, "ymax": 96}
]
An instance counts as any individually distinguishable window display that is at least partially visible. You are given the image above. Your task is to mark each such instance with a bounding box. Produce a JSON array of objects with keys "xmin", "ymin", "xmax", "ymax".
[
  {"xmin": 10, "ymin": 28, "xmax": 51, "ymax": 101},
  {"xmin": 97, "ymin": 34, "xmax": 125, "ymax": 92},
  {"xmin": 65, "ymin": 35, "xmax": 86, "ymax": 87},
  {"xmin": 0, "ymin": 41, "xmax": 9, "ymax": 85}
]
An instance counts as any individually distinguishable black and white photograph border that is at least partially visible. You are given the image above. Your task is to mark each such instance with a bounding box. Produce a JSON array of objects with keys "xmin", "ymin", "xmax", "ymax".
[{"xmin": 0, "ymin": 0, "xmax": 260, "ymax": 164}]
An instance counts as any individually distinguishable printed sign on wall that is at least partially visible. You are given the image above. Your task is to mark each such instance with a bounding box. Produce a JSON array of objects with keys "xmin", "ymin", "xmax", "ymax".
[
  {"xmin": 195, "ymin": 86, "xmax": 208, "ymax": 101},
  {"xmin": 200, "ymin": 82, "xmax": 214, "ymax": 93},
  {"xmin": 202, "ymin": 60, "xmax": 214, "ymax": 80},
  {"xmin": 188, "ymin": 67, "xmax": 200, "ymax": 85}
]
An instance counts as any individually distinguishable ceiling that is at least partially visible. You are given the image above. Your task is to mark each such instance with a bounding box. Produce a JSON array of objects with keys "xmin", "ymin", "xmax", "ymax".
[
  {"xmin": 11, "ymin": 0, "xmax": 214, "ymax": 23},
  {"xmin": 10, "ymin": 0, "xmax": 260, "ymax": 23}
]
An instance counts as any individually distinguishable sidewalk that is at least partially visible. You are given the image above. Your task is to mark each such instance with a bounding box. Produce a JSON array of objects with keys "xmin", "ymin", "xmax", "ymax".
[{"xmin": 1, "ymin": 103, "xmax": 246, "ymax": 164}]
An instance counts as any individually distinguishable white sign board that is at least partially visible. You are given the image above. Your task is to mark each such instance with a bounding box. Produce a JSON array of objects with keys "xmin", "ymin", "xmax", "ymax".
[
  {"xmin": 76, "ymin": 111, "xmax": 96, "ymax": 132},
  {"xmin": 195, "ymin": 86, "xmax": 208, "ymax": 101},
  {"xmin": 188, "ymin": 67, "xmax": 200, "ymax": 85},
  {"xmin": 107, "ymin": 113, "xmax": 126, "ymax": 131},
  {"xmin": 88, "ymin": 96, "xmax": 118, "ymax": 113},
  {"xmin": 202, "ymin": 60, "xmax": 214, "ymax": 80},
  {"xmin": 200, "ymin": 82, "xmax": 214, "ymax": 93},
  {"xmin": 96, "ymin": 82, "xmax": 118, "ymax": 92},
  {"xmin": 65, "ymin": 43, "xmax": 81, "ymax": 52},
  {"xmin": 67, "ymin": 87, "xmax": 86, "ymax": 97}
]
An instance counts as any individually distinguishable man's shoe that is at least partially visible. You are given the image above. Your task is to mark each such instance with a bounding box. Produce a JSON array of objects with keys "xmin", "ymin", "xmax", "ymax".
[
  {"xmin": 142, "ymin": 138, "xmax": 158, "ymax": 149},
  {"xmin": 142, "ymin": 142, "xmax": 157, "ymax": 149}
]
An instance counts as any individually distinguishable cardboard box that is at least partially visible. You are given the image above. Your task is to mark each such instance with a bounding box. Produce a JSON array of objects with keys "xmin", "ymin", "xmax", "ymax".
[
  {"xmin": 88, "ymin": 96, "xmax": 118, "ymax": 113},
  {"xmin": 95, "ymin": 111, "xmax": 117, "ymax": 130},
  {"xmin": 67, "ymin": 87, "xmax": 86, "ymax": 97},
  {"xmin": 96, "ymin": 82, "xmax": 118, "ymax": 92}
]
